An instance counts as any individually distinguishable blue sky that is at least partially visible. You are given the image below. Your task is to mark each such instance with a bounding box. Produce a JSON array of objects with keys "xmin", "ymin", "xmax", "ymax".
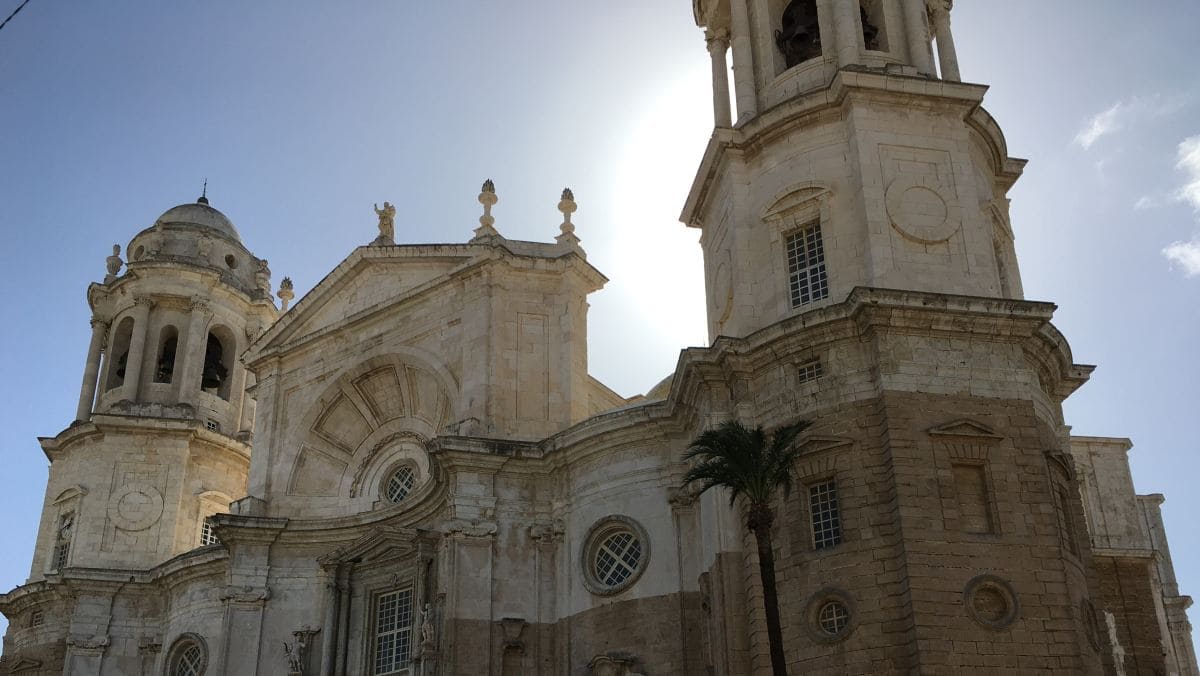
[{"xmin": 0, "ymin": 1, "xmax": 1197, "ymax": 645}]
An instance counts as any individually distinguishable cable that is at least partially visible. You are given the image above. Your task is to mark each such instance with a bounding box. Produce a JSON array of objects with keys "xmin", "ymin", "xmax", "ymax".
[{"xmin": 0, "ymin": 0, "xmax": 32, "ymax": 34}]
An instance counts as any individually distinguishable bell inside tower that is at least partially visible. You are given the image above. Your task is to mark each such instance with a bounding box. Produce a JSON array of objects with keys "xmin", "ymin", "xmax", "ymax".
[{"xmin": 775, "ymin": 0, "xmax": 821, "ymax": 68}]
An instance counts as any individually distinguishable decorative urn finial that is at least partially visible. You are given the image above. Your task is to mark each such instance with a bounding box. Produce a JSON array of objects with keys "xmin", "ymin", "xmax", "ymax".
[
  {"xmin": 473, "ymin": 178, "xmax": 501, "ymax": 241},
  {"xmin": 277, "ymin": 277, "xmax": 295, "ymax": 311},
  {"xmin": 105, "ymin": 244, "xmax": 123, "ymax": 283},
  {"xmin": 556, "ymin": 187, "xmax": 581, "ymax": 250}
]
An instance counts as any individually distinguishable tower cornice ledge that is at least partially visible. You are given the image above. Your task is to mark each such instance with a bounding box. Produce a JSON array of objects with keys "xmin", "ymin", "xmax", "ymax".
[{"xmin": 682, "ymin": 70, "xmax": 1006, "ymax": 227}]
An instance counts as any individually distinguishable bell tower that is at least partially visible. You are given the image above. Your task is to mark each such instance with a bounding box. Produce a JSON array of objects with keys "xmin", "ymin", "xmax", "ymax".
[
  {"xmin": 28, "ymin": 196, "xmax": 277, "ymax": 578},
  {"xmin": 684, "ymin": 0, "xmax": 1024, "ymax": 341}
]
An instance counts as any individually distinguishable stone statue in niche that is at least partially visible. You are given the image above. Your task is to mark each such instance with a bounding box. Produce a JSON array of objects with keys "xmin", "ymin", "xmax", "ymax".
[
  {"xmin": 374, "ymin": 201, "xmax": 396, "ymax": 245},
  {"xmin": 776, "ymin": 0, "xmax": 822, "ymax": 68},
  {"xmin": 420, "ymin": 603, "xmax": 435, "ymax": 646}
]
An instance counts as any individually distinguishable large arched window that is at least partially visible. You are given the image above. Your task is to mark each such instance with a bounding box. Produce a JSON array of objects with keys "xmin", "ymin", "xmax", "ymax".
[
  {"xmin": 166, "ymin": 634, "xmax": 207, "ymax": 676},
  {"xmin": 776, "ymin": 0, "xmax": 821, "ymax": 68}
]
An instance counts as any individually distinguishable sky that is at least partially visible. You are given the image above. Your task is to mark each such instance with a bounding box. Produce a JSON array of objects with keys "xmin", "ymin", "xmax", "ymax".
[{"xmin": 0, "ymin": 0, "xmax": 1197, "ymax": 647}]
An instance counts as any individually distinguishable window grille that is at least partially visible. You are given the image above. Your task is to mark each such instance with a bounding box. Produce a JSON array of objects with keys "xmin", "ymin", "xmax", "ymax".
[
  {"xmin": 786, "ymin": 222, "xmax": 829, "ymax": 308},
  {"xmin": 809, "ymin": 481, "xmax": 842, "ymax": 549},
  {"xmin": 53, "ymin": 511, "xmax": 74, "ymax": 569},
  {"xmin": 1054, "ymin": 484, "xmax": 1078, "ymax": 556},
  {"xmin": 373, "ymin": 587, "xmax": 414, "ymax": 675},
  {"xmin": 384, "ymin": 466, "xmax": 417, "ymax": 503},
  {"xmin": 797, "ymin": 358, "xmax": 823, "ymax": 383},
  {"xmin": 818, "ymin": 600, "xmax": 850, "ymax": 635},
  {"xmin": 205, "ymin": 419, "xmax": 220, "ymax": 432},
  {"xmin": 593, "ymin": 530, "xmax": 644, "ymax": 587},
  {"xmin": 199, "ymin": 518, "xmax": 219, "ymax": 546}
]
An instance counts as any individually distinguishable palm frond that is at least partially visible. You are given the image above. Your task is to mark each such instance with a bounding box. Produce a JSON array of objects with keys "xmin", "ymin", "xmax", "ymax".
[{"xmin": 681, "ymin": 418, "xmax": 813, "ymax": 505}]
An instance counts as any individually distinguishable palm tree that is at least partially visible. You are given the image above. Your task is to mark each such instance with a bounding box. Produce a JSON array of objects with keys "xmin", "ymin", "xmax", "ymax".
[{"xmin": 682, "ymin": 419, "xmax": 810, "ymax": 676}]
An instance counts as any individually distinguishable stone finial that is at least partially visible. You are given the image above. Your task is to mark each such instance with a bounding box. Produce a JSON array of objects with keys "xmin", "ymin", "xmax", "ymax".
[
  {"xmin": 473, "ymin": 179, "xmax": 501, "ymax": 241},
  {"xmin": 373, "ymin": 202, "xmax": 396, "ymax": 245},
  {"xmin": 556, "ymin": 187, "xmax": 581, "ymax": 249},
  {"xmin": 105, "ymin": 244, "xmax": 123, "ymax": 283},
  {"xmin": 255, "ymin": 258, "xmax": 271, "ymax": 296},
  {"xmin": 277, "ymin": 277, "xmax": 295, "ymax": 311}
]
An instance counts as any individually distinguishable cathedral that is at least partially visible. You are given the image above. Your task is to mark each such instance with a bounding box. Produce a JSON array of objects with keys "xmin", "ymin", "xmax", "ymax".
[{"xmin": 2, "ymin": 1, "xmax": 1196, "ymax": 675}]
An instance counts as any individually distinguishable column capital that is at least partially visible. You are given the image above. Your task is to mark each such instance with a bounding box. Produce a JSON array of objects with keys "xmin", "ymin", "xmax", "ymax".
[
  {"xmin": 189, "ymin": 297, "xmax": 213, "ymax": 315},
  {"xmin": 926, "ymin": 0, "xmax": 952, "ymax": 19},
  {"xmin": 705, "ymin": 28, "xmax": 730, "ymax": 53},
  {"xmin": 132, "ymin": 296, "xmax": 156, "ymax": 309},
  {"xmin": 90, "ymin": 316, "xmax": 110, "ymax": 330}
]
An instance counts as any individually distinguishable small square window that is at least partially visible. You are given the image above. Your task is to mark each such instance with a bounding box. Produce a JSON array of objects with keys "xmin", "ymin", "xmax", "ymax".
[
  {"xmin": 797, "ymin": 358, "xmax": 823, "ymax": 384},
  {"xmin": 199, "ymin": 518, "xmax": 220, "ymax": 547},
  {"xmin": 809, "ymin": 481, "xmax": 842, "ymax": 550}
]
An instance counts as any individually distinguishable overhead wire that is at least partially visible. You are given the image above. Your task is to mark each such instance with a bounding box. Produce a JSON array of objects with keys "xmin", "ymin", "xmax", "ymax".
[{"xmin": 0, "ymin": 0, "xmax": 32, "ymax": 34}]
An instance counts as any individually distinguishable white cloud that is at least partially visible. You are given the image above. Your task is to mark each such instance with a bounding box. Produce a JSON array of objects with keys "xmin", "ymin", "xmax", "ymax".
[
  {"xmin": 1074, "ymin": 94, "xmax": 1186, "ymax": 149},
  {"xmin": 1076, "ymin": 102, "xmax": 1124, "ymax": 149},
  {"xmin": 1163, "ymin": 238, "xmax": 1200, "ymax": 277},
  {"xmin": 1134, "ymin": 195, "xmax": 1160, "ymax": 210},
  {"xmin": 1175, "ymin": 135, "xmax": 1200, "ymax": 211}
]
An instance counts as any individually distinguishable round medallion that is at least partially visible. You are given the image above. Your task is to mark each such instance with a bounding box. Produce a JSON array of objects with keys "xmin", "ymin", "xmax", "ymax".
[
  {"xmin": 963, "ymin": 574, "xmax": 1020, "ymax": 629},
  {"xmin": 107, "ymin": 483, "xmax": 165, "ymax": 531},
  {"xmin": 885, "ymin": 176, "xmax": 960, "ymax": 244}
]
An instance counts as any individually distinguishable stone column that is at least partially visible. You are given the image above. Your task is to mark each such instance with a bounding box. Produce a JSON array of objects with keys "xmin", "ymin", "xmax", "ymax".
[
  {"xmin": 706, "ymin": 30, "xmax": 732, "ymax": 128},
  {"xmin": 729, "ymin": 0, "xmax": 757, "ymax": 122},
  {"xmin": 174, "ymin": 298, "xmax": 212, "ymax": 407},
  {"xmin": 76, "ymin": 317, "xmax": 109, "ymax": 422},
  {"xmin": 902, "ymin": 0, "xmax": 934, "ymax": 74},
  {"xmin": 119, "ymin": 298, "xmax": 153, "ymax": 403},
  {"xmin": 929, "ymin": 0, "xmax": 960, "ymax": 81},
  {"xmin": 832, "ymin": 0, "xmax": 860, "ymax": 69}
]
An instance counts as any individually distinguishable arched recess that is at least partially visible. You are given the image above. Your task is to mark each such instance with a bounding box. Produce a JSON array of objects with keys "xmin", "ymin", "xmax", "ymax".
[
  {"xmin": 202, "ymin": 325, "xmax": 237, "ymax": 400},
  {"xmin": 284, "ymin": 351, "xmax": 458, "ymax": 516},
  {"xmin": 104, "ymin": 316, "xmax": 136, "ymax": 391}
]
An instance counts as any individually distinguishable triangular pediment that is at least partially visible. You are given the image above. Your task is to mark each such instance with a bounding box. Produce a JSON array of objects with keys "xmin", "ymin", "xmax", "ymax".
[
  {"xmin": 8, "ymin": 657, "xmax": 43, "ymax": 672},
  {"xmin": 248, "ymin": 246, "xmax": 477, "ymax": 360},
  {"xmin": 317, "ymin": 525, "xmax": 427, "ymax": 567},
  {"xmin": 796, "ymin": 435, "xmax": 854, "ymax": 455},
  {"xmin": 927, "ymin": 419, "xmax": 1003, "ymax": 440}
]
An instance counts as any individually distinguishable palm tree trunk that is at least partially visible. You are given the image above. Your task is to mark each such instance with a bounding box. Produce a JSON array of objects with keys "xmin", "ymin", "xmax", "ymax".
[{"xmin": 750, "ymin": 509, "xmax": 787, "ymax": 676}]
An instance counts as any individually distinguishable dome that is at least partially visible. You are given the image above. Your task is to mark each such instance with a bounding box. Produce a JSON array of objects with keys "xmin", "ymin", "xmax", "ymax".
[{"xmin": 155, "ymin": 200, "xmax": 241, "ymax": 241}]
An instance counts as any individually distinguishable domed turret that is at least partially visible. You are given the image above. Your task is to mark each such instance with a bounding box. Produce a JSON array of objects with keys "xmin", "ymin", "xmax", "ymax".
[{"xmin": 154, "ymin": 200, "xmax": 242, "ymax": 241}]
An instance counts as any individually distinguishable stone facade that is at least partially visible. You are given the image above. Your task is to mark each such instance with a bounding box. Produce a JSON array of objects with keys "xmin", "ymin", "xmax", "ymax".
[{"xmin": 1, "ymin": 2, "xmax": 1195, "ymax": 675}]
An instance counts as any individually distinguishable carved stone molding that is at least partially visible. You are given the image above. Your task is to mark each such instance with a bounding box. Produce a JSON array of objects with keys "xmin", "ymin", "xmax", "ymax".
[
  {"xmin": 443, "ymin": 519, "xmax": 498, "ymax": 539},
  {"xmin": 220, "ymin": 585, "xmax": 270, "ymax": 605},
  {"xmin": 588, "ymin": 653, "xmax": 645, "ymax": 676}
]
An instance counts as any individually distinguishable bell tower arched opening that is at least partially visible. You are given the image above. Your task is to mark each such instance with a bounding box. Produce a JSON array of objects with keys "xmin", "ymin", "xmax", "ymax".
[
  {"xmin": 202, "ymin": 327, "xmax": 235, "ymax": 400},
  {"xmin": 775, "ymin": 0, "xmax": 822, "ymax": 69},
  {"xmin": 104, "ymin": 316, "xmax": 135, "ymax": 392},
  {"xmin": 154, "ymin": 325, "xmax": 179, "ymax": 384}
]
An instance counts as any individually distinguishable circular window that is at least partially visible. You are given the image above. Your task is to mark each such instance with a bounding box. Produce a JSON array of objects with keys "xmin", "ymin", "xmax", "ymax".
[
  {"xmin": 964, "ymin": 574, "xmax": 1019, "ymax": 629},
  {"xmin": 804, "ymin": 588, "xmax": 856, "ymax": 642},
  {"xmin": 384, "ymin": 466, "xmax": 417, "ymax": 503},
  {"xmin": 167, "ymin": 634, "xmax": 208, "ymax": 676},
  {"xmin": 224, "ymin": 254, "xmax": 237, "ymax": 269},
  {"xmin": 818, "ymin": 600, "xmax": 850, "ymax": 636},
  {"xmin": 581, "ymin": 516, "xmax": 650, "ymax": 596}
]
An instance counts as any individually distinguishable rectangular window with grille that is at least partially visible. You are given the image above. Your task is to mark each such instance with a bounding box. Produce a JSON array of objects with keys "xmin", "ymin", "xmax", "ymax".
[
  {"xmin": 373, "ymin": 587, "xmax": 414, "ymax": 675},
  {"xmin": 786, "ymin": 222, "xmax": 829, "ymax": 308},
  {"xmin": 797, "ymin": 357, "xmax": 823, "ymax": 384},
  {"xmin": 52, "ymin": 511, "xmax": 74, "ymax": 569},
  {"xmin": 809, "ymin": 480, "xmax": 842, "ymax": 550}
]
